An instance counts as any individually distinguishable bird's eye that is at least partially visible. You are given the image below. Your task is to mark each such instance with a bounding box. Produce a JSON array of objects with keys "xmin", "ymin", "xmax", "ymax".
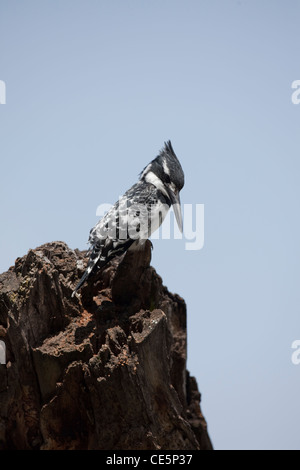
[{"xmin": 164, "ymin": 174, "xmax": 171, "ymax": 184}]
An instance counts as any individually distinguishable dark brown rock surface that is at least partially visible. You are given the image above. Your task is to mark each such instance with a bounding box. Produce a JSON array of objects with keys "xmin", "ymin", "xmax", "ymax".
[{"xmin": 0, "ymin": 241, "xmax": 212, "ymax": 450}]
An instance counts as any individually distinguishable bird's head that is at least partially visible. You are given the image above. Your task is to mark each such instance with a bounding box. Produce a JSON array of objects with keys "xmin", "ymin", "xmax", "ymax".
[{"xmin": 140, "ymin": 141, "xmax": 185, "ymax": 232}]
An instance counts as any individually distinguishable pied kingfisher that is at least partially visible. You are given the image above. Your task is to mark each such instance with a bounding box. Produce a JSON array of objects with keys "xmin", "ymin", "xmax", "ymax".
[{"xmin": 72, "ymin": 141, "xmax": 184, "ymax": 296}]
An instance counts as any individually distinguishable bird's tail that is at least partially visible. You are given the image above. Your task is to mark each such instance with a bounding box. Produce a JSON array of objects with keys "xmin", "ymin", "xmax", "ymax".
[{"xmin": 71, "ymin": 247, "xmax": 101, "ymax": 297}]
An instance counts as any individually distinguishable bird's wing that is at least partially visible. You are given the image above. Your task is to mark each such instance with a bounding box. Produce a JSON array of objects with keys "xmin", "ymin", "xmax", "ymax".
[
  {"xmin": 89, "ymin": 181, "xmax": 160, "ymax": 248},
  {"xmin": 72, "ymin": 182, "xmax": 166, "ymax": 296}
]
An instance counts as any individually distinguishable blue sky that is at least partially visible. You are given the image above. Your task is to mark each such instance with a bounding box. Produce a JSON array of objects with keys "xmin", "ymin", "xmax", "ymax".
[{"xmin": 1, "ymin": 0, "xmax": 300, "ymax": 449}]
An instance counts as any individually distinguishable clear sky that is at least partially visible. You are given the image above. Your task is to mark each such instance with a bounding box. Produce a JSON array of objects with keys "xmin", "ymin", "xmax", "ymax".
[{"xmin": 1, "ymin": 0, "xmax": 300, "ymax": 450}]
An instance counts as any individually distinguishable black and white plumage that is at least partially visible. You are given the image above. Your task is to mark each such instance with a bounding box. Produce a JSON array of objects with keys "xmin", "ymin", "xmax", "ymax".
[{"xmin": 72, "ymin": 141, "xmax": 184, "ymax": 296}]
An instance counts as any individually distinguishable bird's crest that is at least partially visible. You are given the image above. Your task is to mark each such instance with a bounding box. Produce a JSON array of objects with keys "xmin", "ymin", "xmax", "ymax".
[
  {"xmin": 160, "ymin": 140, "xmax": 177, "ymax": 158},
  {"xmin": 139, "ymin": 140, "xmax": 177, "ymax": 179}
]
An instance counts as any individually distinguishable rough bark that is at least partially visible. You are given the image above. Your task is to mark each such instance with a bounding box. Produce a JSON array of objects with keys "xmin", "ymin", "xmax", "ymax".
[{"xmin": 0, "ymin": 241, "xmax": 212, "ymax": 450}]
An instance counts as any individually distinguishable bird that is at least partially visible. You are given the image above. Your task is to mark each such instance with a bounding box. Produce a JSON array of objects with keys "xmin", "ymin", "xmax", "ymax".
[{"xmin": 72, "ymin": 140, "xmax": 184, "ymax": 297}]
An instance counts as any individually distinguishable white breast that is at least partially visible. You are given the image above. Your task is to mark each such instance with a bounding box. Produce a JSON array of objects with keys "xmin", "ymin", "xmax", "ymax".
[{"xmin": 147, "ymin": 199, "xmax": 170, "ymax": 238}]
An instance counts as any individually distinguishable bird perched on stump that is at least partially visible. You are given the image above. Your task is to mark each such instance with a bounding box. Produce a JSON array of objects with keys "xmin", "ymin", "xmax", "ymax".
[{"xmin": 72, "ymin": 140, "xmax": 184, "ymax": 297}]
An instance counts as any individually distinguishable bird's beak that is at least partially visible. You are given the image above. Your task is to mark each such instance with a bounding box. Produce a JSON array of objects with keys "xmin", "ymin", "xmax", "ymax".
[{"xmin": 167, "ymin": 188, "xmax": 183, "ymax": 233}]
